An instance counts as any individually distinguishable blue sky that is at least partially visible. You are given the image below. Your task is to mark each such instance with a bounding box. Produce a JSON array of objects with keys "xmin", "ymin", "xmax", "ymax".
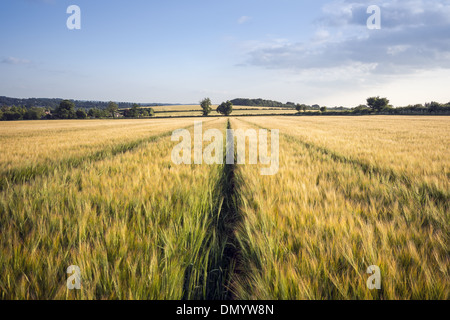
[{"xmin": 1, "ymin": 0, "xmax": 449, "ymax": 106}]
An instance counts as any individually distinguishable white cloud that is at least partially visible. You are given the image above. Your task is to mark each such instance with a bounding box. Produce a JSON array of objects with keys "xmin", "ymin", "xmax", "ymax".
[{"xmin": 244, "ymin": 0, "xmax": 450, "ymax": 75}]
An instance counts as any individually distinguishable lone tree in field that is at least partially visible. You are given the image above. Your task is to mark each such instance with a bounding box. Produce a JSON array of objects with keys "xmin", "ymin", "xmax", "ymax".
[
  {"xmin": 367, "ymin": 96, "xmax": 390, "ymax": 112},
  {"xmin": 107, "ymin": 101, "xmax": 119, "ymax": 118},
  {"xmin": 200, "ymin": 98, "xmax": 212, "ymax": 116},
  {"xmin": 217, "ymin": 100, "xmax": 233, "ymax": 116}
]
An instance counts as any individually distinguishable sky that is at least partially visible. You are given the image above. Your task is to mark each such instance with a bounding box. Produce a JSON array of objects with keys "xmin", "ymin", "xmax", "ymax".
[{"xmin": 0, "ymin": 0, "xmax": 449, "ymax": 107}]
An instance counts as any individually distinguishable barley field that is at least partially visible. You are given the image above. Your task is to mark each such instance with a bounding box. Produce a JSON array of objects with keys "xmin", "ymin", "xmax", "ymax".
[
  {"xmin": 0, "ymin": 116, "xmax": 448, "ymax": 300},
  {"xmin": 150, "ymin": 105, "xmax": 298, "ymax": 117}
]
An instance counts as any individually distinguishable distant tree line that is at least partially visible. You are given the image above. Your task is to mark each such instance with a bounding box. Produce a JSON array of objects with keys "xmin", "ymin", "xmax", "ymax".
[
  {"xmin": 349, "ymin": 97, "xmax": 450, "ymax": 115},
  {"xmin": 0, "ymin": 96, "xmax": 171, "ymax": 110},
  {"xmin": 0, "ymin": 105, "xmax": 49, "ymax": 121},
  {"xmin": 293, "ymin": 97, "xmax": 450, "ymax": 115},
  {"xmin": 0, "ymin": 100, "xmax": 155, "ymax": 120},
  {"xmin": 2, "ymin": 95, "xmax": 449, "ymax": 121},
  {"xmin": 230, "ymin": 98, "xmax": 302, "ymax": 108}
]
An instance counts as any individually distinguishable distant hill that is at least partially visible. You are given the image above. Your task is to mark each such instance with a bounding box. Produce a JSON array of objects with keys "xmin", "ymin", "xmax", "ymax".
[
  {"xmin": 0, "ymin": 96, "xmax": 180, "ymax": 110},
  {"xmin": 230, "ymin": 98, "xmax": 297, "ymax": 108}
]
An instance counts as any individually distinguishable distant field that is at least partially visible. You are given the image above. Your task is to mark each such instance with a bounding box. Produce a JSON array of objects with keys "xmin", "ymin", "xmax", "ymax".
[
  {"xmin": 0, "ymin": 116, "xmax": 448, "ymax": 300},
  {"xmin": 151, "ymin": 105, "xmax": 296, "ymax": 112},
  {"xmin": 148, "ymin": 105, "xmax": 297, "ymax": 117}
]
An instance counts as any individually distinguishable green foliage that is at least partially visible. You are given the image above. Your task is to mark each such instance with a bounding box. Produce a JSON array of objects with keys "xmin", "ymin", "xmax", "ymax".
[
  {"xmin": 1, "ymin": 105, "xmax": 26, "ymax": 120},
  {"xmin": 140, "ymin": 108, "xmax": 155, "ymax": 117},
  {"xmin": 320, "ymin": 106, "xmax": 328, "ymax": 113},
  {"xmin": 231, "ymin": 98, "xmax": 298, "ymax": 108},
  {"xmin": 353, "ymin": 105, "xmax": 371, "ymax": 114},
  {"xmin": 296, "ymin": 104, "xmax": 308, "ymax": 112},
  {"xmin": 0, "ymin": 96, "xmax": 164, "ymax": 110},
  {"xmin": 122, "ymin": 104, "xmax": 154, "ymax": 118},
  {"xmin": 76, "ymin": 109, "xmax": 87, "ymax": 119},
  {"xmin": 426, "ymin": 101, "xmax": 442, "ymax": 112},
  {"xmin": 124, "ymin": 104, "xmax": 140, "ymax": 118},
  {"xmin": 55, "ymin": 100, "xmax": 77, "ymax": 119},
  {"xmin": 217, "ymin": 101, "xmax": 233, "ymax": 116},
  {"xmin": 107, "ymin": 101, "xmax": 119, "ymax": 118},
  {"xmin": 23, "ymin": 107, "xmax": 46, "ymax": 120},
  {"xmin": 367, "ymin": 96, "xmax": 390, "ymax": 112},
  {"xmin": 200, "ymin": 98, "xmax": 212, "ymax": 116},
  {"xmin": 87, "ymin": 108, "xmax": 107, "ymax": 118}
]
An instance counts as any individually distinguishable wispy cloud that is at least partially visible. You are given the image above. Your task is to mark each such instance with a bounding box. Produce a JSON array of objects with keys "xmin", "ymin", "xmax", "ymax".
[
  {"xmin": 2, "ymin": 57, "xmax": 32, "ymax": 65},
  {"xmin": 238, "ymin": 16, "xmax": 252, "ymax": 24}
]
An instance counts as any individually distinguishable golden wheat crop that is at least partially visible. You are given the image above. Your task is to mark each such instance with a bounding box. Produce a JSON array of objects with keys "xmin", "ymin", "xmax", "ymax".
[
  {"xmin": 230, "ymin": 116, "xmax": 449, "ymax": 300},
  {"xmin": 0, "ymin": 115, "xmax": 448, "ymax": 300},
  {"xmin": 0, "ymin": 118, "xmax": 231, "ymax": 299}
]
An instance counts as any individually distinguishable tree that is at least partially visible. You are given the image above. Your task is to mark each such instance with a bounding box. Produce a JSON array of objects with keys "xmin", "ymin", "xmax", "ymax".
[
  {"xmin": 320, "ymin": 106, "xmax": 327, "ymax": 113},
  {"xmin": 353, "ymin": 104, "xmax": 370, "ymax": 114},
  {"xmin": 24, "ymin": 107, "xmax": 45, "ymax": 120},
  {"xmin": 426, "ymin": 101, "xmax": 441, "ymax": 112},
  {"xmin": 106, "ymin": 101, "xmax": 119, "ymax": 118},
  {"xmin": 124, "ymin": 104, "xmax": 140, "ymax": 118},
  {"xmin": 366, "ymin": 96, "xmax": 389, "ymax": 112},
  {"xmin": 76, "ymin": 109, "xmax": 87, "ymax": 119},
  {"xmin": 55, "ymin": 100, "xmax": 76, "ymax": 119},
  {"xmin": 296, "ymin": 104, "xmax": 308, "ymax": 113},
  {"xmin": 2, "ymin": 105, "xmax": 24, "ymax": 120},
  {"xmin": 216, "ymin": 101, "xmax": 233, "ymax": 116},
  {"xmin": 200, "ymin": 98, "xmax": 212, "ymax": 116},
  {"xmin": 87, "ymin": 108, "xmax": 106, "ymax": 118}
]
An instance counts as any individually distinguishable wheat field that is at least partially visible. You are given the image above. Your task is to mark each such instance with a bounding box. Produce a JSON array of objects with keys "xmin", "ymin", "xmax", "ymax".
[
  {"xmin": 0, "ymin": 116, "xmax": 448, "ymax": 300},
  {"xmin": 150, "ymin": 105, "xmax": 298, "ymax": 117}
]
